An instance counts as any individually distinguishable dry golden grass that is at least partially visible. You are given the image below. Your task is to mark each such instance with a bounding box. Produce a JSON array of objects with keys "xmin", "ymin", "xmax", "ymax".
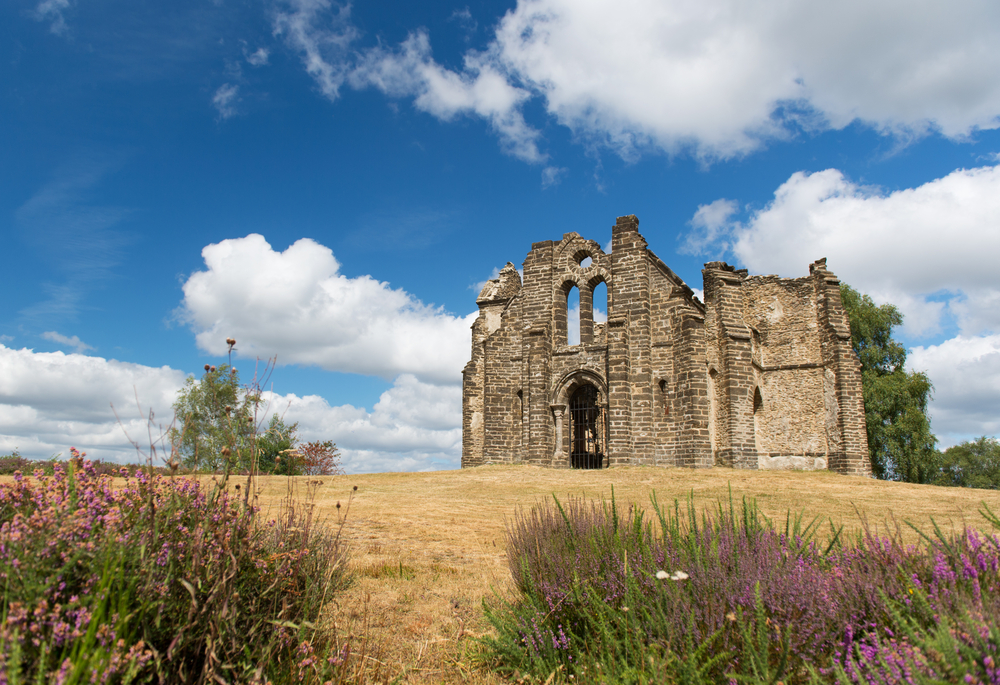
[
  {"xmin": 6, "ymin": 465, "xmax": 999, "ymax": 683},
  {"xmin": 246, "ymin": 465, "xmax": 1000, "ymax": 684}
]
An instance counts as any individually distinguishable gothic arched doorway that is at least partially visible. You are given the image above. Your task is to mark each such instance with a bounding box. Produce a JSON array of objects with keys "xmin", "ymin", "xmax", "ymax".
[{"xmin": 569, "ymin": 384, "xmax": 604, "ymax": 469}]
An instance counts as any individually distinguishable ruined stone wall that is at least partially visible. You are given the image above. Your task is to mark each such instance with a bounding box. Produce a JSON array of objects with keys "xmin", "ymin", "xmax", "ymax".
[
  {"xmin": 741, "ymin": 275, "xmax": 828, "ymax": 469},
  {"xmin": 482, "ymin": 304, "xmax": 523, "ymax": 463},
  {"xmin": 648, "ymin": 251, "xmax": 709, "ymax": 467},
  {"xmin": 649, "ymin": 263, "xmax": 678, "ymax": 467},
  {"xmin": 461, "ymin": 317, "xmax": 486, "ymax": 467},
  {"xmin": 703, "ymin": 263, "xmax": 757, "ymax": 468},
  {"xmin": 609, "ymin": 216, "xmax": 654, "ymax": 465},
  {"xmin": 462, "ymin": 263, "xmax": 522, "ymax": 467},
  {"xmin": 811, "ymin": 259, "xmax": 872, "ymax": 476},
  {"xmin": 462, "ymin": 214, "xmax": 870, "ymax": 477}
]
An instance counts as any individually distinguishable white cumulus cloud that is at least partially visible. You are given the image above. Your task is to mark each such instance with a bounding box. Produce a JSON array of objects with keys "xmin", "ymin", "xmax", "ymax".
[
  {"xmin": 726, "ymin": 164, "xmax": 1000, "ymax": 338},
  {"xmin": 2, "ymin": 234, "xmax": 476, "ymax": 471},
  {"xmin": 178, "ymin": 234, "xmax": 476, "ymax": 385},
  {"xmin": 0, "ymin": 345, "xmax": 462, "ymax": 473},
  {"xmin": 0, "ymin": 345, "xmax": 186, "ymax": 463},
  {"xmin": 246, "ymin": 47, "xmax": 270, "ymax": 67},
  {"xmin": 679, "ymin": 199, "xmax": 740, "ymax": 256},
  {"xmin": 0, "ymin": 345, "xmax": 461, "ymax": 472},
  {"xmin": 492, "ymin": 0, "xmax": 1000, "ymax": 159},
  {"xmin": 276, "ymin": 0, "xmax": 1000, "ymax": 162},
  {"xmin": 262, "ymin": 374, "xmax": 462, "ymax": 472},
  {"xmin": 909, "ymin": 335, "xmax": 1000, "ymax": 446}
]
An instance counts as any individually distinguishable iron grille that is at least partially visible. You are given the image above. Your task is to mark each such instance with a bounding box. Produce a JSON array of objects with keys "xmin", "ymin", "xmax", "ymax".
[{"xmin": 569, "ymin": 384, "xmax": 604, "ymax": 469}]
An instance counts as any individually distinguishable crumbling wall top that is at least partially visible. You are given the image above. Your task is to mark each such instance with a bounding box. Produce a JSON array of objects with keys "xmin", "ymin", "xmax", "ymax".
[{"xmin": 477, "ymin": 262, "xmax": 522, "ymax": 305}]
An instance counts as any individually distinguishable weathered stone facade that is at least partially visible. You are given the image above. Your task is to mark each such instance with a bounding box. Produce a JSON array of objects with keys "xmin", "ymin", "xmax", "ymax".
[{"xmin": 462, "ymin": 214, "xmax": 871, "ymax": 475}]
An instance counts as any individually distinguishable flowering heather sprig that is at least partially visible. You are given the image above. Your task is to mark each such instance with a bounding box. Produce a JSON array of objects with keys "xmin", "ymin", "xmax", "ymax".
[
  {"xmin": 487, "ymin": 492, "xmax": 1000, "ymax": 685},
  {"xmin": 0, "ymin": 460, "xmax": 349, "ymax": 684}
]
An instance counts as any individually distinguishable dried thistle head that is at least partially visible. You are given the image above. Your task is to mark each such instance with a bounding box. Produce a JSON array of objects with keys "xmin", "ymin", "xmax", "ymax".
[
  {"xmin": 204, "ymin": 364, "xmax": 211, "ymax": 372},
  {"xmin": 210, "ymin": 365, "xmax": 217, "ymax": 373},
  {"xmin": 336, "ymin": 501, "xmax": 341, "ymax": 509}
]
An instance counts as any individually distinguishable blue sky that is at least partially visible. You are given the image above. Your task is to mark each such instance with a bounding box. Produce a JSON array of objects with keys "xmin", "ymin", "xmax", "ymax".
[{"xmin": 3, "ymin": 0, "xmax": 999, "ymax": 472}]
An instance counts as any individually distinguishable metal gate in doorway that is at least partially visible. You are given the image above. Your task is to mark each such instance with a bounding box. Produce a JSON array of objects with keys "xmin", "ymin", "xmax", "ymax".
[{"xmin": 569, "ymin": 384, "xmax": 605, "ymax": 469}]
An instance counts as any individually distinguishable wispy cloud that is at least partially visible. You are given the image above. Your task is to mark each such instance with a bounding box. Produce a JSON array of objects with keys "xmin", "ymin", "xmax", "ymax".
[
  {"xmin": 349, "ymin": 31, "xmax": 545, "ymax": 163},
  {"xmin": 273, "ymin": 1, "xmax": 545, "ymax": 164},
  {"xmin": 348, "ymin": 206, "xmax": 459, "ymax": 251},
  {"xmin": 448, "ymin": 7, "xmax": 478, "ymax": 40},
  {"xmin": 245, "ymin": 47, "xmax": 270, "ymax": 66},
  {"xmin": 678, "ymin": 198, "xmax": 739, "ymax": 256},
  {"xmin": 42, "ymin": 331, "xmax": 94, "ymax": 353},
  {"xmin": 14, "ymin": 156, "xmax": 132, "ymax": 322},
  {"xmin": 541, "ymin": 166, "xmax": 567, "ymax": 188},
  {"xmin": 32, "ymin": 0, "xmax": 71, "ymax": 36},
  {"xmin": 212, "ymin": 83, "xmax": 240, "ymax": 119},
  {"xmin": 273, "ymin": 0, "xmax": 358, "ymax": 101}
]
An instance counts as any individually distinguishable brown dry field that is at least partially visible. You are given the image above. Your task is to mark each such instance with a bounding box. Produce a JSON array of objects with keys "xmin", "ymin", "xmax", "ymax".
[
  {"xmin": 248, "ymin": 466, "xmax": 1000, "ymax": 684},
  {"xmin": 7, "ymin": 466, "xmax": 1000, "ymax": 683}
]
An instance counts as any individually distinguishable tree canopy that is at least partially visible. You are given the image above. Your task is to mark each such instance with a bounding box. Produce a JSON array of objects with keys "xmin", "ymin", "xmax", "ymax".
[
  {"xmin": 169, "ymin": 364, "xmax": 258, "ymax": 472},
  {"xmin": 256, "ymin": 414, "xmax": 299, "ymax": 475},
  {"xmin": 936, "ymin": 436, "xmax": 1000, "ymax": 490},
  {"xmin": 840, "ymin": 284, "xmax": 938, "ymax": 482}
]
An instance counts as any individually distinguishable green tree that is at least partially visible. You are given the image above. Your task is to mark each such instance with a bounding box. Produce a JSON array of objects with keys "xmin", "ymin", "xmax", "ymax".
[
  {"xmin": 169, "ymin": 364, "xmax": 259, "ymax": 471},
  {"xmin": 935, "ymin": 436, "xmax": 1000, "ymax": 489},
  {"xmin": 256, "ymin": 414, "xmax": 300, "ymax": 475},
  {"xmin": 841, "ymin": 284, "xmax": 938, "ymax": 482}
]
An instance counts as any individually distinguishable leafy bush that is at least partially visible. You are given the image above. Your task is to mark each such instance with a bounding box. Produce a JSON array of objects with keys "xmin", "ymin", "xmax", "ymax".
[
  {"xmin": 296, "ymin": 440, "xmax": 344, "ymax": 476},
  {"xmin": 0, "ymin": 451, "xmax": 32, "ymax": 476},
  {"xmin": 481, "ymin": 490, "xmax": 1000, "ymax": 684},
  {"xmin": 0, "ymin": 461, "xmax": 351, "ymax": 684}
]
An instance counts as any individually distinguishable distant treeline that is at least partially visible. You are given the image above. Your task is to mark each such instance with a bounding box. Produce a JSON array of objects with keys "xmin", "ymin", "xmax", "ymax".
[{"xmin": 0, "ymin": 450, "xmax": 192, "ymax": 477}]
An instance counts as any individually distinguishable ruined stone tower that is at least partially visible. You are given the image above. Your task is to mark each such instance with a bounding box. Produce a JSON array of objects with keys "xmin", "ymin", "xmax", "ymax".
[{"xmin": 462, "ymin": 215, "xmax": 870, "ymax": 475}]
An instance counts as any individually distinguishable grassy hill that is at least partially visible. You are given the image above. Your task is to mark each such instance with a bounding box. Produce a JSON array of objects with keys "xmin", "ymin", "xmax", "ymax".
[{"xmin": 243, "ymin": 465, "xmax": 1000, "ymax": 683}]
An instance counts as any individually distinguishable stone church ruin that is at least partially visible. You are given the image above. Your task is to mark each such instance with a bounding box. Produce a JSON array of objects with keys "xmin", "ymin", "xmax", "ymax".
[{"xmin": 462, "ymin": 215, "xmax": 871, "ymax": 475}]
